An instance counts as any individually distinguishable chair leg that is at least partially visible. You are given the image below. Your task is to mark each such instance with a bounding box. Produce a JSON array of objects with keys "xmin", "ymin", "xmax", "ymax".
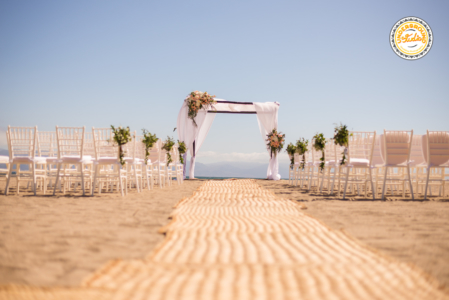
[
  {"xmin": 53, "ymin": 163, "xmax": 62, "ymax": 196},
  {"xmin": 407, "ymin": 166, "xmax": 414, "ymax": 200},
  {"xmin": 424, "ymin": 168, "xmax": 431, "ymax": 200},
  {"xmin": 343, "ymin": 167, "xmax": 350, "ymax": 199},
  {"xmin": 369, "ymin": 168, "xmax": 375, "ymax": 200},
  {"xmin": 381, "ymin": 167, "xmax": 388, "ymax": 200},
  {"xmin": 5, "ymin": 166, "xmax": 14, "ymax": 196}
]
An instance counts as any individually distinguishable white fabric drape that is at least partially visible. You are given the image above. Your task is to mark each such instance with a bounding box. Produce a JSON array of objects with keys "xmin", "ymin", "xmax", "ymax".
[
  {"xmin": 254, "ymin": 102, "xmax": 281, "ymax": 180},
  {"xmin": 176, "ymin": 101, "xmax": 216, "ymax": 179}
]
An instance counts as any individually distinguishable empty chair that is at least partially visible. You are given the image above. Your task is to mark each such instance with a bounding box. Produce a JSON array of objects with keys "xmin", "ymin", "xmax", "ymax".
[
  {"xmin": 53, "ymin": 126, "xmax": 93, "ymax": 196},
  {"xmin": 341, "ymin": 131, "xmax": 376, "ymax": 199},
  {"xmin": 91, "ymin": 127, "xmax": 127, "ymax": 196},
  {"xmin": 5, "ymin": 126, "xmax": 47, "ymax": 195},
  {"xmin": 0, "ymin": 131, "xmax": 10, "ymax": 191},
  {"xmin": 379, "ymin": 130, "xmax": 414, "ymax": 200},
  {"xmin": 124, "ymin": 131, "xmax": 143, "ymax": 192},
  {"xmin": 421, "ymin": 130, "xmax": 449, "ymax": 199}
]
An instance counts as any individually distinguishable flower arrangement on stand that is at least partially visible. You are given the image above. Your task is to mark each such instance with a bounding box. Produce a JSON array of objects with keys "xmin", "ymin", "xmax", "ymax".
[
  {"xmin": 286, "ymin": 143, "xmax": 297, "ymax": 169},
  {"xmin": 177, "ymin": 141, "xmax": 187, "ymax": 164},
  {"xmin": 266, "ymin": 129, "xmax": 285, "ymax": 157},
  {"xmin": 162, "ymin": 136, "xmax": 175, "ymax": 166},
  {"xmin": 111, "ymin": 125, "xmax": 132, "ymax": 166},
  {"xmin": 313, "ymin": 133, "xmax": 326, "ymax": 171},
  {"xmin": 296, "ymin": 138, "xmax": 309, "ymax": 170},
  {"xmin": 333, "ymin": 123, "xmax": 351, "ymax": 165},
  {"xmin": 141, "ymin": 129, "xmax": 159, "ymax": 165},
  {"xmin": 185, "ymin": 91, "xmax": 217, "ymax": 126}
]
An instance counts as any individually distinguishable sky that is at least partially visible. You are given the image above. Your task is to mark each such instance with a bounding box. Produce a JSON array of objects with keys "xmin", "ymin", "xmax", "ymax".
[{"xmin": 1, "ymin": 0, "xmax": 448, "ymax": 169}]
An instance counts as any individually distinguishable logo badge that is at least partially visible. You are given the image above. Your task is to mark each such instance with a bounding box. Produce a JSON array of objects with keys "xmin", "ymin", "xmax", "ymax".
[{"xmin": 390, "ymin": 17, "xmax": 433, "ymax": 60}]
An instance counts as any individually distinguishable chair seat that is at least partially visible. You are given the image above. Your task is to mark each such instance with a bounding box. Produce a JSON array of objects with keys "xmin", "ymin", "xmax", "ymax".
[
  {"xmin": 44, "ymin": 157, "xmax": 59, "ymax": 163},
  {"xmin": 11, "ymin": 156, "xmax": 47, "ymax": 164},
  {"xmin": 347, "ymin": 158, "xmax": 370, "ymax": 167},
  {"xmin": 95, "ymin": 157, "xmax": 120, "ymax": 164},
  {"xmin": 0, "ymin": 155, "xmax": 9, "ymax": 164},
  {"xmin": 60, "ymin": 155, "xmax": 93, "ymax": 164},
  {"xmin": 124, "ymin": 157, "xmax": 144, "ymax": 164}
]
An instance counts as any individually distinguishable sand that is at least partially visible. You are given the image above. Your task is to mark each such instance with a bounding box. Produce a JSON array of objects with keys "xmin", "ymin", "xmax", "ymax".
[
  {"xmin": 0, "ymin": 179, "xmax": 206, "ymax": 287},
  {"xmin": 258, "ymin": 180, "xmax": 449, "ymax": 287},
  {"xmin": 0, "ymin": 178, "xmax": 448, "ymax": 291}
]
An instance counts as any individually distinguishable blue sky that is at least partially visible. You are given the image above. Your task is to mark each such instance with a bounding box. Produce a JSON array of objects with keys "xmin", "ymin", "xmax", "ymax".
[{"xmin": 1, "ymin": 0, "xmax": 448, "ymax": 167}]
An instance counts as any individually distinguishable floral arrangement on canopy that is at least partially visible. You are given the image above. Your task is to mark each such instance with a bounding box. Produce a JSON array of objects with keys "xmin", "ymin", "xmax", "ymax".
[
  {"xmin": 111, "ymin": 125, "xmax": 132, "ymax": 166},
  {"xmin": 266, "ymin": 129, "xmax": 285, "ymax": 157},
  {"xmin": 162, "ymin": 136, "xmax": 175, "ymax": 166},
  {"xmin": 185, "ymin": 91, "xmax": 217, "ymax": 126},
  {"xmin": 141, "ymin": 129, "xmax": 158, "ymax": 165}
]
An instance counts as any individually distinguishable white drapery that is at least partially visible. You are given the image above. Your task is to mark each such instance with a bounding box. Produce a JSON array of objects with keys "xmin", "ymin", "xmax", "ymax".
[
  {"xmin": 176, "ymin": 99, "xmax": 280, "ymax": 180},
  {"xmin": 254, "ymin": 102, "xmax": 280, "ymax": 180}
]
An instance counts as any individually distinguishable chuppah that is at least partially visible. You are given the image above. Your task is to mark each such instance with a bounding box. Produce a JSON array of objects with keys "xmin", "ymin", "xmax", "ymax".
[{"xmin": 176, "ymin": 91, "xmax": 283, "ymax": 180}]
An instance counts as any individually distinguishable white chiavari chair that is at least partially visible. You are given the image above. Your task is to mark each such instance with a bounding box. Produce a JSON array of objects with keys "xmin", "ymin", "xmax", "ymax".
[
  {"xmin": 0, "ymin": 131, "xmax": 11, "ymax": 192},
  {"xmin": 124, "ymin": 131, "xmax": 143, "ymax": 192},
  {"xmin": 420, "ymin": 131, "xmax": 449, "ymax": 199},
  {"xmin": 5, "ymin": 126, "xmax": 47, "ymax": 195},
  {"xmin": 53, "ymin": 126, "xmax": 93, "ymax": 196},
  {"xmin": 91, "ymin": 127, "xmax": 127, "ymax": 196},
  {"xmin": 341, "ymin": 131, "xmax": 376, "ymax": 199},
  {"xmin": 379, "ymin": 130, "xmax": 414, "ymax": 200}
]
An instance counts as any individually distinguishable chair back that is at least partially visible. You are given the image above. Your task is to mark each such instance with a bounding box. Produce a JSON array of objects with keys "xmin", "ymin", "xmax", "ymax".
[
  {"xmin": 148, "ymin": 140, "xmax": 162, "ymax": 164},
  {"xmin": 409, "ymin": 135, "xmax": 425, "ymax": 166},
  {"xmin": 135, "ymin": 135, "xmax": 146, "ymax": 162},
  {"xmin": 37, "ymin": 131, "xmax": 57, "ymax": 158},
  {"xmin": 310, "ymin": 139, "xmax": 322, "ymax": 165},
  {"xmin": 371, "ymin": 135, "xmax": 384, "ymax": 166},
  {"xmin": 7, "ymin": 126, "xmax": 37, "ymax": 159},
  {"xmin": 123, "ymin": 131, "xmax": 137, "ymax": 160},
  {"xmin": 381, "ymin": 130, "xmax": 413, "ymax": 166},
  {"xmin": 92, "ymin": 128, "xmax": 119, "ymax": 160},
  {"xmin": 422, "ymin": 131, "xmax": 449, "ymax": 167},
  {"xmin": 55, "ymin": 126, "xmax": 85, "ymax": 159},
  {"xmin": 347, "ymin": 131, "xmax": 376, "ymax": 165},
  {"xmin": 84, "ymin": 132, "xmax": 96, "ymax": 158}
]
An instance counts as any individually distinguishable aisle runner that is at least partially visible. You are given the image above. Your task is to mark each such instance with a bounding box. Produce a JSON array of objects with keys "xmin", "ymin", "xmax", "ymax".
[{"xmin": 2, "ymin": 180, "xmax": 448, "ymax": 299}]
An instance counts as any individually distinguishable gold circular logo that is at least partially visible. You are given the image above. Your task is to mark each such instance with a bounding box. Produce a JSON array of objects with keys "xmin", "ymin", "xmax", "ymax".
[{"xmin": 390, "ymin": 17, "xmax": 433, "ymax": 60}]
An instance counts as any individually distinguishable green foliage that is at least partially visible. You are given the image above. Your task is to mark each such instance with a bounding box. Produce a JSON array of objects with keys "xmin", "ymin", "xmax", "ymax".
[
  {"xmin": 313, "ymin": 133, "xmax": 326, "ymax": 172},
  {"xmin": 141, "ymin": 129, "xmax": 159, "ymax": 165},
  {"xmin": 286, "ymin": 143, "xmax": 297, "ymax": 169},
  {"xmin": 295, "ymin": 138, "xmax": 309, "ymax": 170},
  {"xmin": 111, "ymin": 125, "xmax": 132, "ymax": 166},
  {"xmin": 177, "ymin": 140, "xmax": 187, "ymax": 164},
  {"xmin": 162, "ymin": 136, "xmax": 175, "ymax": 166},
  {"xmin": 333, "ymin": 123, "xmax": 351, "ymax": 165}
]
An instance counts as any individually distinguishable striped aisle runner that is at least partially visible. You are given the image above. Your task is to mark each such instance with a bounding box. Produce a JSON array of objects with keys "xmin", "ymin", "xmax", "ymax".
[{"xmin": 2, "ymin": 179, "xmax": 448, "ymax": 299}]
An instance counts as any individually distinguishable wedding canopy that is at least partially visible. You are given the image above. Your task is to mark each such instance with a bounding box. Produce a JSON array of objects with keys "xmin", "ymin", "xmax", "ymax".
[{"xmin": 176, "ymin": 99, "xmax": 281, "ymax": 180}]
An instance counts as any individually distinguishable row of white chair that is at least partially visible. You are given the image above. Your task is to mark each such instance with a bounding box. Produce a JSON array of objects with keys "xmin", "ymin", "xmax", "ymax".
[
  {"xmin": 288, "ymin": 130, "xmax": 449, "ymax": 200},
  {"xmin": 0, "ymin": 126, "xmax": 184, "ymax": 196}
]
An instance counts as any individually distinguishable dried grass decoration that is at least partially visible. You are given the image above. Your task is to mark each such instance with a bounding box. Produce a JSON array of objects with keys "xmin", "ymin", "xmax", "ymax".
[
  {"xmin": 177, "ymin": 141, "xmax": 187, "ymax": 164},
  {"xmin": 296, "ymin": 138, "xmax": 309, "ymax": 170},
  {"xmin": 162, "ymin": 136, "xmax": 175, "ymax": 166},
  {"xmin": 266, "ymin": 129, "xmax": 285, "ymax": 157},
  {"xmin": 286, "ymin": 143, "xmax": 297, "ymax": 169},
  {"xmin": 186, "ymin": 91, "xmax": 217, "ymax": 126},
  {"xmin": 111, "ymin": 125, "xmax": 132, "ymax": 166},
  {"xmin": 313, "ymin": 133, "xmax": 326, "ymax": 171},
  {"xmin": 142, "ymin": 129, "xmax": 159, "ymax": 165},
  {"xmin": 333, "ymin": 123, "xmax": 351, "ymax": 165}
]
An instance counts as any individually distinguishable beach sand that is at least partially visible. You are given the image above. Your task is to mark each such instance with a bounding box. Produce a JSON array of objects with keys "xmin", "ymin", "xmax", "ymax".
[{"xmin": 0, "ymin": 178, "xmax": 448, "ymax": 289}]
